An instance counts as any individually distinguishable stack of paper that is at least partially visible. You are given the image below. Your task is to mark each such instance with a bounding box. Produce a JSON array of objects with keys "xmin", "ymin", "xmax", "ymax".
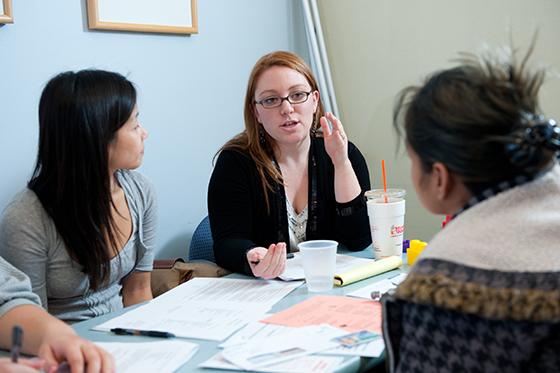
[
  {"xmin": 94, "ymin": 278, "xmax": 302, "ymax": 341},
  {"xmin": 201, "ymin": 352, "xmax": 344, "ymax": 373},
  {"xmin": 219, "ymin": 321, "xmax": 385, "ymax": 359},
  {"xmin": 221, "ymin": 325, "xmax": 345, "ymax": 370},
  {"xmin": 198, "ymin": 293, "xmax": 387, "ymax": 371},
  {"xmin": 201, "ymin": 324, "xmax": 347, "ymax": 372},
  {"xmin": 262, "ymin": 295, "xmax": 382, "ymax": 333},
  {"xmin": 95, "ymin": 340, "xmax": 198, "ymax": 373}
]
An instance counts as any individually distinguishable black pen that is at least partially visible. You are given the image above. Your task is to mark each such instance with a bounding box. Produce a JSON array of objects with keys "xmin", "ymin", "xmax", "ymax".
[
  {"xmin": 11, "ymin": 325, "xmax": 22, "ymax": 363},
  {"xmin": 250, "ymin": 252, "xmax": 295, "ymax": 265},
  {"xmin": 110, "ymin": 328, "xmax": 175, "ymax": 338}
]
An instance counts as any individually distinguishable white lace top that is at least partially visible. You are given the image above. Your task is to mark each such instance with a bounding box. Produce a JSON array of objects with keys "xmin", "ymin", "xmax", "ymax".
[{"xmin": 286, "ymin": 198, "xmax": 307, "ymax": 251}]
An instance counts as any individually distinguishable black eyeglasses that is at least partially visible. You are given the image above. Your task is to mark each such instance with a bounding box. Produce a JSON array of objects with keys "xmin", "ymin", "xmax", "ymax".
[{"xmin": 255, "ymin": 91, "xmax": 314, "ymax": 109}]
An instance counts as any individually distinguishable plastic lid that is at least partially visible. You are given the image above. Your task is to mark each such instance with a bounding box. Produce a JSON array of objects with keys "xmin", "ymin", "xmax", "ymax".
[{"xmin": 365, "ymin": 188, "xmax": 406, "ymax": 200}]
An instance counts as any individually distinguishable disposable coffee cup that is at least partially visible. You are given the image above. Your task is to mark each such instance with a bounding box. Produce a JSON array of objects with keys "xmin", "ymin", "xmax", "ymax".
[
  {"xmin": 365, "ymin": 189, "xmax": 406, "ymax": 259},
  {"xmin": 297, "ymin": 240, "xmax": 337, "ymax": 292}
]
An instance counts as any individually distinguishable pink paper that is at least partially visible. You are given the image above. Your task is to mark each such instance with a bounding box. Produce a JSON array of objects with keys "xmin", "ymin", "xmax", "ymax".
[{"xmin": 261, "ymin": 295, "xmax": 381, "ymax": 333}]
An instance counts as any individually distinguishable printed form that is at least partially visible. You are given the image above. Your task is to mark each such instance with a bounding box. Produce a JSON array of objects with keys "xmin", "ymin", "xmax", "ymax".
[
  {"xmin": 94, "ymin": 278, "xmax": 303, "ymax": 341},
  {"xmin": 95, "ymin": 340, "xmax": 198, "ymax": 373},
  {"xmin": 221, "ymin": 321, "xmax": 385, "ymax": 358}
]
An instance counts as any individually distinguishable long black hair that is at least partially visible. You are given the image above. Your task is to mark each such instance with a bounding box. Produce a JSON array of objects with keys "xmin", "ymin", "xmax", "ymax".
[
  {"xmin": 28, "ymin": 70, "xmax": 137, "ymax": 290},
  {"xmin": 393, "ymin": 44, "xmax": 558, "ymax": 194}
]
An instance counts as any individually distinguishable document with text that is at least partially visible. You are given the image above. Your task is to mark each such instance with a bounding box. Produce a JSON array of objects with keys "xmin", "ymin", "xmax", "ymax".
[
  {"xmin": 221, "ymin": 325, "xmax": 346, "ymax": 370},
  {"xmin": 200, "ymin": 352, "xmax": 345, "ymax": 373},
  {"xmin": 222, "ymin": 320, "xmax": 385, "ymax": 358},
  {"xmin": 262, "ymin": 295, "xmax": 382, "ymax": 333},
  {"xmin": 95, "ymin": 340, "xmax": 198, "ymax": 373},
  {"xmin": 94, "ymin": 278, "xmax": 303, "ymax": 341}
]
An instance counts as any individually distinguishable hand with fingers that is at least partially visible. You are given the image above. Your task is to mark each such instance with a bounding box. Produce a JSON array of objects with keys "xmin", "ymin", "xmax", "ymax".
[
  {"xmin": 246, "ymin": 242, "xmax": 287, "ymax": 279},
  {"xmin": 320, "ymin": 112, "xmax": 349, "ymax": 168},
  {"xmin": 38, "ymin": 331, "xmax": 115, "ymax": 373}
]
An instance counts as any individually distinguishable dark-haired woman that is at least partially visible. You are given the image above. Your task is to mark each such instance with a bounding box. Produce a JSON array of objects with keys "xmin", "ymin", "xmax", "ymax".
[
  {"xmin": 208, "ymin": 51, "xmax": 371, "ymax": 279},
  {"xmin": 383, "ymin": 47, "xmax": 560, "ymax": 372},
  {"xmin": 0, "ymin": 70, "xmax": 156, "ymax": 323}
]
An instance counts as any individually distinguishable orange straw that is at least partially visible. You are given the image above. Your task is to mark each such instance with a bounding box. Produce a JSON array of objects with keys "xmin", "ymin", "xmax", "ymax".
[{"xmin": 381, "ymin": 160, "xmax": 388, "ymax": 203}]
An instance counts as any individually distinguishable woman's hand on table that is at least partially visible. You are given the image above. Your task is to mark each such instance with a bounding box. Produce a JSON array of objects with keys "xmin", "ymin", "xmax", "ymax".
[
  {"xmin": 38, "ymin": 331, "xmax": 115, "ymax": 373},
  {"xmin": 247, "ymin": 243, "xmax": 287, "ymax": 279}
]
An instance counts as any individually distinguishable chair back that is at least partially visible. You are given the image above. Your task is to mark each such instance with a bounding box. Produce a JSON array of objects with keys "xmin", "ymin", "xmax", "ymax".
[{"xmin": 188, "ymin": 216, "xmax": 215, "ymax": 262}]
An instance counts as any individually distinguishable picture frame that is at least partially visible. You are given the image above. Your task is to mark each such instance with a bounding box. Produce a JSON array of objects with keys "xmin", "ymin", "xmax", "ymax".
[
  {"xmin": 86, "ymin": 0, "xmax": 197, "ymax": 35},
  {"xmin": 0, "ymin": 0, "xmax": 13, "ymax": 24}
]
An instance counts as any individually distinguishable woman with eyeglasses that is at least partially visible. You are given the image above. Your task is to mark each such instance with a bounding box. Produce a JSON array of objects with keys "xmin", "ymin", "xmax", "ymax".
[
  {"xmin": 0, "ymin": 70, "xmax": 156, "ymax": 323},
  {"xmin": 208, "ymin": 51, "xmax": 371, "ymax": 279}
]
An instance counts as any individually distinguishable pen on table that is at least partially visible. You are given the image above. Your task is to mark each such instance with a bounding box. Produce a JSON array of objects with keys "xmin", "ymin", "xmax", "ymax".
[
  {"xmin": 11, "ymin": 325, "xmax": 22, "ymax": 363},
  {"xmin": 250, "ymin": 252, "xmax": 294, "ymax": 265},
  {"xmin": 110, "ymin": 328, "xmax": 175, "ymax": 338}
]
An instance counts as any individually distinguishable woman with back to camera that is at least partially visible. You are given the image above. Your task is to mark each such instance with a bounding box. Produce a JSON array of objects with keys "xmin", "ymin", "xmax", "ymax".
[
  {"xmin": 0, "ymin": 70, "xmax": 156, "ymax": 323},
  {"xmin": 208, "ymin": 51, "xmax": 371, "ymax": 279},
  {"xmin": 383, "ymin": 44, "xmax": 560, "ymax": 372}
]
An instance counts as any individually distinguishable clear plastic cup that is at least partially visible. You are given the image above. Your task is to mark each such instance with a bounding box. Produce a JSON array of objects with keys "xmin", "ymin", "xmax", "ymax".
[
  {"xmin": 297, "ymin": 240, "xmax": 337, "ymax": 292},
  {"xmin": 365, "ymin": 189, "xmax": 406, "ymax": 259}
]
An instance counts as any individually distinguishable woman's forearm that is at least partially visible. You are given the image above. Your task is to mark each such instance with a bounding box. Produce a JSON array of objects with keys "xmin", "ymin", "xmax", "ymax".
[
  {"xmin": 0, "ymin": 305, "xmax": 75, "ymax": 355},
  {"xmin": 334, "ymin": 159, "xmax": 362, "ymax": 203}
]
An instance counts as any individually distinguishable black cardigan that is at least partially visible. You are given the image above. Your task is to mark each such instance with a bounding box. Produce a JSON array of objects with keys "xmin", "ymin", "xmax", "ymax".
[{"xmin": 208, "ymin": 138, "xmax": 372, "ymax": 275}]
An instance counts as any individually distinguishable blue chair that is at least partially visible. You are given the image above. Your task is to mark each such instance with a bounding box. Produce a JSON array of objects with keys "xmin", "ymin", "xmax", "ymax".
[{"xmin": 188, "ymin": 216, "xmax": 215, "ymax": 262}]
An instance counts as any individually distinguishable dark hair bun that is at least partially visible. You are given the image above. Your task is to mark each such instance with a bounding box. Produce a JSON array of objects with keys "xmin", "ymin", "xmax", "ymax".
[{"xmin": 505, "ymin": 113, "xmax": 560, "ymax": 168}]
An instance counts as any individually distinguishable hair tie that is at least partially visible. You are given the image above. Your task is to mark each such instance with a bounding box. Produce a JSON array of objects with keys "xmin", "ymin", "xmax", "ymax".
[{"xmin": 505, "ymin": 112, "xmax": 560, "ymax": 167}]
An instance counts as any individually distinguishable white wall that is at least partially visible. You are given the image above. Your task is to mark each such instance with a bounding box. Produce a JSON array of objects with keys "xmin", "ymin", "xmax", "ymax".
[
  {"xmin": 0, "ymin": 0, "xmax": 307, "ymax": 258},
  {"xmin": 317, "ymin": 0, "xmax": 560, "ymax": 242}
]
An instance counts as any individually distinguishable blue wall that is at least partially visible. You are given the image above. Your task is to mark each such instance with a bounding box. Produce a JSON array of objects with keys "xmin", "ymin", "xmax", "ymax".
[{"xmin": 0, "ymin": 0, "xmax": 307, "ymax": 258}]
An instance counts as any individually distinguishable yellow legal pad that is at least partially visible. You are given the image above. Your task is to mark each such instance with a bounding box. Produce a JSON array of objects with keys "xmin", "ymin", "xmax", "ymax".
[{"xmin": 334, "ymin": 256, "xmax": 403, "ymax": 287}]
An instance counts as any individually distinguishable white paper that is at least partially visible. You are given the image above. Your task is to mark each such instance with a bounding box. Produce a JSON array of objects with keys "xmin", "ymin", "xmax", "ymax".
[
  {"xmin": 280, "ymin": 253, "xmax": 374, "ymax": 281},
  {"xmin": 346, "ymin": 278, "xmax": 396, "ymax": 299},
  {"xmin": 389, "ymin": 273, "xmax": 407, "ymax": 285},
  {"xmin": 200, "ymin": 352, "xmax": 345, "ymax": 373},
  {"xmin": 98, "ymin": 0, "xmax": 192, "ymax": 27},
  {"xmin": 221, "ymin": 325, "xmax": 346, "ymax": 370},
  {"xmin": 154, "ymin": 278, "xmax": 303, "ymax": 310},
  {"xmin": 322, "ymin": 338, "xmax": 385, "ymax": 358},
  {"xmin": 94, "ymin": 278, "xmax": 302, "ymax": 341},
  {"xmin": 95, "ymin": 340, "xmax": 198, "ymax": 373},
  {"xmin": 219, "ymin": 320, "xmax": 289, "ymax": 349}
]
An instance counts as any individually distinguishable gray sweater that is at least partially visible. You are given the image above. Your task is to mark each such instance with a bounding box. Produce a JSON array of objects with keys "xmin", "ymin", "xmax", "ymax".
[
  {"xmin": 0, "ymin": 256, "xmax": 41, "ymax": 317},
  {"xmin": 0, "ymin": 170, "xmax": 157, "ymax": 322}
]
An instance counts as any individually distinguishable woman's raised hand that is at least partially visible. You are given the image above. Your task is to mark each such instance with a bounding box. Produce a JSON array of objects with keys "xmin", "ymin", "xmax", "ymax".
[
  {"xmin": 321, "ymin": 112, "xmax": 349, "ymax": 168},
  {"xmin": 246, "ymin": 243, "xmax": 287, "ymax": 279}
]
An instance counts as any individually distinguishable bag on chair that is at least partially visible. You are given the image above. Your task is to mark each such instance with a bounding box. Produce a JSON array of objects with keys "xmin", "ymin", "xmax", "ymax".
[{"xmin": 151, "ymin": 258, "xmax": 231, "ymax": 298}]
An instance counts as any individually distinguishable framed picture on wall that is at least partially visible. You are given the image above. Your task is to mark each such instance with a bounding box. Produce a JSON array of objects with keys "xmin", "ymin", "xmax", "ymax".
[
  {"xmin": 86, "ymin": 0, "xmax": 197, "ymax": 35},
  {"xmin": 0, "ymin": 0, "xmax": 13, "ymax": 24}
]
